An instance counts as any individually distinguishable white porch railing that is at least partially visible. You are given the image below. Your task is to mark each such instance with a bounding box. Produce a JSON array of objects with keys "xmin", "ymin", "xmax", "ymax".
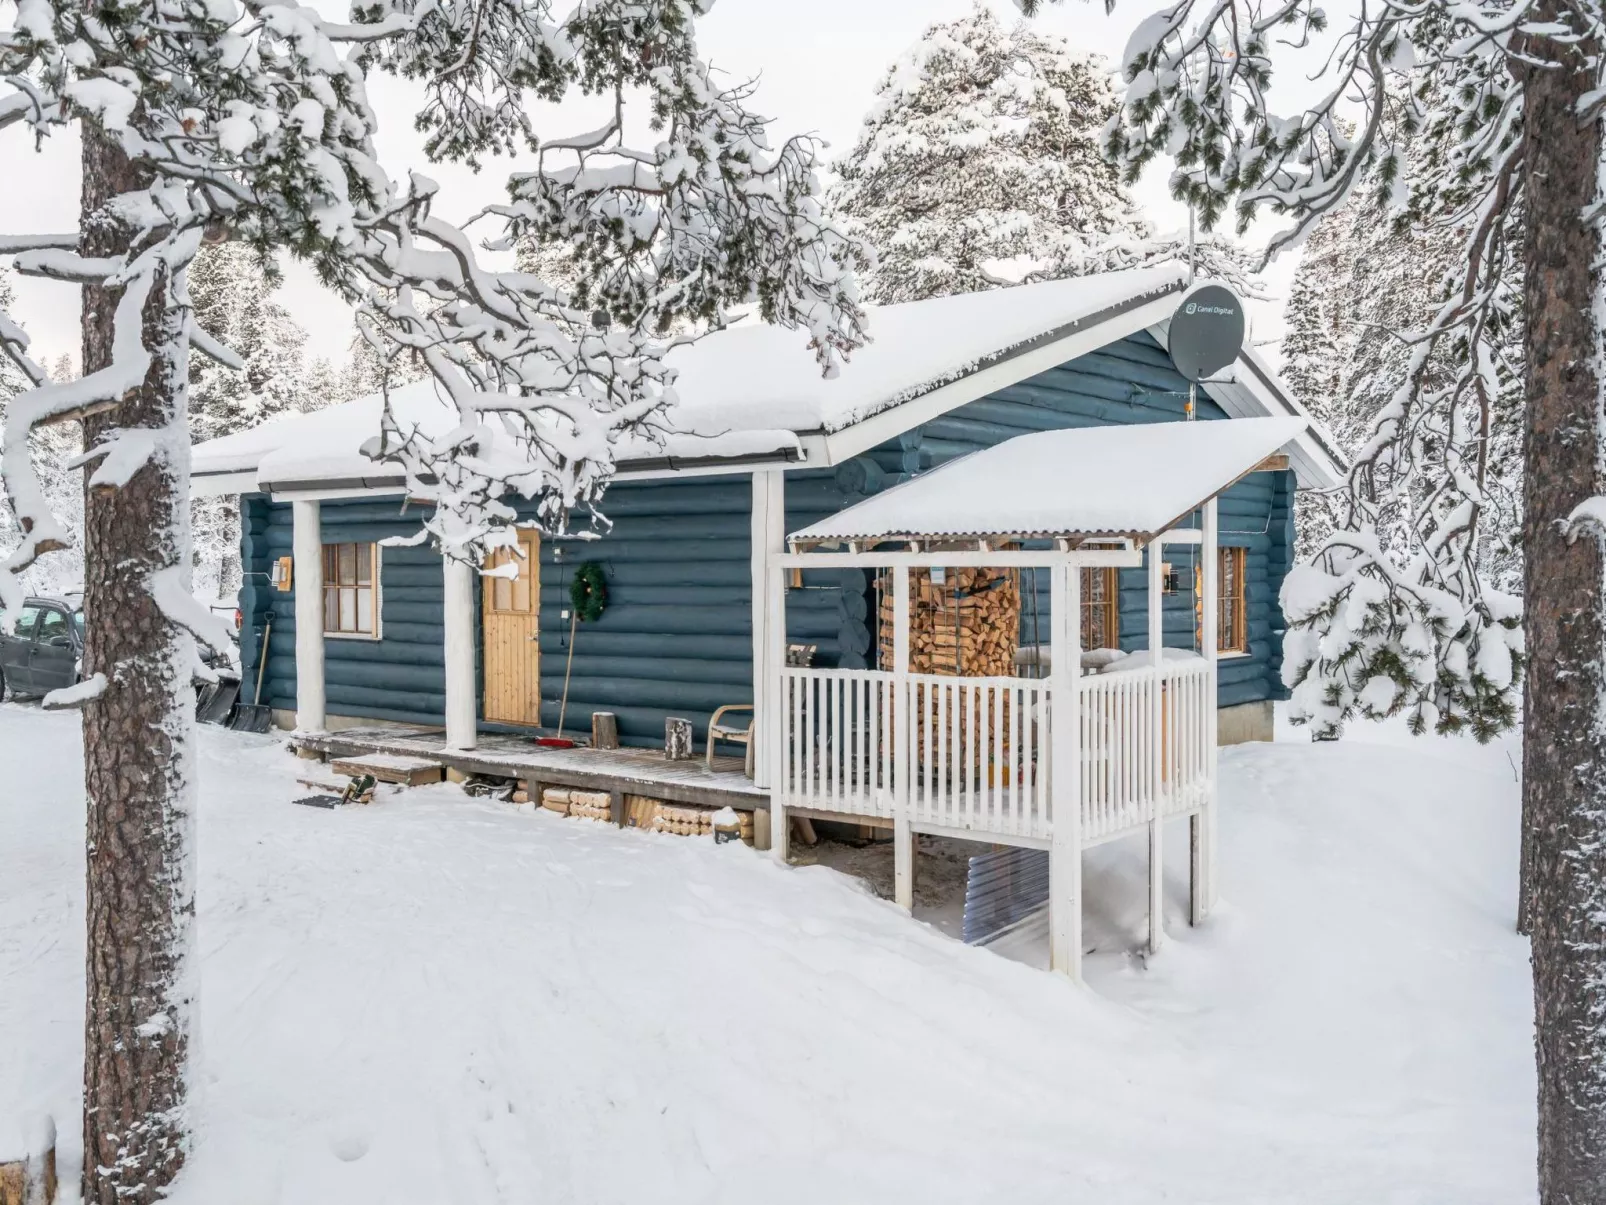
[
  {"xmin": 776, "ymin": 661, "xmax": 1213, "ymax": 845},
  {"xmin": 907, "ymin": 674, "xmax": 1052, "ymax": 841},
  {"xmin": 1078, "ymin": 660, "xmax": 1212, "ymax": 842},
  {"xmin": 777, "ymin": 668, "xmax": 899, "ymax": 820}
]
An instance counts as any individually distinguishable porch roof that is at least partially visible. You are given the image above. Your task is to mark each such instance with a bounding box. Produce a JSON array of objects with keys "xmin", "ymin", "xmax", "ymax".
[{"xmin": 787, "ymin": 416, "xmax": 1307, "ymax": 548}]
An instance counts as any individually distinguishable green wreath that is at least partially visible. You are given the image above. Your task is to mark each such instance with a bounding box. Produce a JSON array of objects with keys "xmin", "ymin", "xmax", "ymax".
[{"xmin": 569, "ymin": 561, "xmax": 609, "ymax": 623}]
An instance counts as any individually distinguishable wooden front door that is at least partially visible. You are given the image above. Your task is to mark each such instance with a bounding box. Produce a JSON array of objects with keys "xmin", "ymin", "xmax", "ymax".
[{"xmin": 482, "ymin": 531, "xmax": 541, "ymax": 726}]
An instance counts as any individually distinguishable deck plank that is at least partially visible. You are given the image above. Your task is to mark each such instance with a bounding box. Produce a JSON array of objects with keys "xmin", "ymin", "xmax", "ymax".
[{"xmin": 296, "ymin": 728, "xmax": 768, "ymax": 810}]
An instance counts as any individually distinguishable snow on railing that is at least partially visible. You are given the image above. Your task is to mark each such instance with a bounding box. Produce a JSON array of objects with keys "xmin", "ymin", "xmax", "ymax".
[{"xmin": 776, "ymin": 660, "xmax": 1212, "ymax": 845}]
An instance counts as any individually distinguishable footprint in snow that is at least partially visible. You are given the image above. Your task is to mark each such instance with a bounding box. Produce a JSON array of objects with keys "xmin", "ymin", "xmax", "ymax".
[{"xmin": 328, "ymin": 1127, "xmax": 371, "ymax": 1163}]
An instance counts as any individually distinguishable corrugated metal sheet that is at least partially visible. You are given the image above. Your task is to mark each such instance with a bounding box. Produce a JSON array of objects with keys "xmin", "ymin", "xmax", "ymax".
[{"xmin": 962, "ymin": 847, "xmax": 1051, "ymax": 945}]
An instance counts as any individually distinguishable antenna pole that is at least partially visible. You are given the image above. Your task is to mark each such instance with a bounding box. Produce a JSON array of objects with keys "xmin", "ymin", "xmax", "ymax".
[
  {"xmin": 1187, "ymin": 203, "xmax": 1196, "ymax": 283},
  {"xmin": 1187, "ymin": 380, "xmax": 1197, "ymax": 421}
]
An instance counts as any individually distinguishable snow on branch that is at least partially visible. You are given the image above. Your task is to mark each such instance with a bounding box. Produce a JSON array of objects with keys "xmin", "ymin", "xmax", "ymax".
[
  {"xmin": 42, "ymin": 672, "xmax": 107, "ymax": 711},
  {"xmin": 1017, "ymin": 0, "xmax": 1549, "ymax": 737},
  {"xmin": 0, "ymin": 0, "xmax": 867, "ymax": 605}
]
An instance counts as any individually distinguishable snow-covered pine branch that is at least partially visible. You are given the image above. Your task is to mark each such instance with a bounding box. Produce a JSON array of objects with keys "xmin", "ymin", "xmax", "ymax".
[
  {"xmin": 1015, "ymin": 0, "xmax": 1533, "ymax": 740},
  {"xmin": 1026, "ymin": 0, "xmax": 1604, "ymax": 1185},
  {"xmin": 0, "ymin": 0, "xmax": 868, "ymax": 611}
]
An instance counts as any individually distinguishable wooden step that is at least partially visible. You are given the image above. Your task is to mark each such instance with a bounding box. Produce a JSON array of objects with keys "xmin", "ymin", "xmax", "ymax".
[{"xmin": 330, "ymin": 753, "xmax": 445, "ymax": 787}]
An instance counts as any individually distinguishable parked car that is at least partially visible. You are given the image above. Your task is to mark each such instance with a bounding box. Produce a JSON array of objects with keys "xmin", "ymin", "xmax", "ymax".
[
  {"xmin": 0, "ymin": 594, "xmax": 238, "ymax": 701},
  {"xmin": 0, "ymin": 594, "xmax": 84, "ymax": 699}
]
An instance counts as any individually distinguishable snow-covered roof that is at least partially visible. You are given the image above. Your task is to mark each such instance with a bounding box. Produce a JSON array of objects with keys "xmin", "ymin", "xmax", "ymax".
[
  {"xmin": 190, "ymin": 379, "xmax": 802, "ymax": 496},
  {"xmin": 788, "ymin": 417, "xmax": 1308, "ymax": 546},
  {"xmin": 665, "ymin": 264, "xmax": 1188, "ymax": 435},
  {"xmin": 192, "ymin": 266, "xmax": 1343, "ymax": 496}
]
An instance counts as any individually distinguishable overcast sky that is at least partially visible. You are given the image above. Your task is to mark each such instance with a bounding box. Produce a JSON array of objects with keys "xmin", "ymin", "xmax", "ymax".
[{"xmin": 0, "ymin": 0, "xmax": 1327, "ymax": 373}]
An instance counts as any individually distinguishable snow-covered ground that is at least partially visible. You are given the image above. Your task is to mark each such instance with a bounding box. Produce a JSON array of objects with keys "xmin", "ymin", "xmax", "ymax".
[{"xmin": 1, "ymin": 703, "xmax": 1534, "ymax": 1203}]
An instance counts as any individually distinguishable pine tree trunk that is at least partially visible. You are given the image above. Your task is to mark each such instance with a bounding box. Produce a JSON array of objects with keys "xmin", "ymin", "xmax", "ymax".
[
  {"xmin": 1519, "ymin": 18, "xmax": 1606, "ymax": 1199},
  {"xmin": 78, "ymin": 125, "xmax": 198, "ymax": 1203}
]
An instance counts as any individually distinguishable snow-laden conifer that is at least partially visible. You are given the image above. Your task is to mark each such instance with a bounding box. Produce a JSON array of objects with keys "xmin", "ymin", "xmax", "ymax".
[{"xmin": 833, "ymin": 5, "xmax": 1261, "ymax": 303}]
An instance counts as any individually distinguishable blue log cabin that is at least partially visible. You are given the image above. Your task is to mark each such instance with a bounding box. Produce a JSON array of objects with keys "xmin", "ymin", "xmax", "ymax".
[{"xmin": 191, "ymin": 266, "xmax": 1343, "ymax": 805}]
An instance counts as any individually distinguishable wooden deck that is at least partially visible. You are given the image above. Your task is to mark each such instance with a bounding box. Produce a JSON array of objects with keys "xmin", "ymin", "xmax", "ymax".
[{"xmin": 294, "ymin": 726, "xmax": 769, "ymax": 811}]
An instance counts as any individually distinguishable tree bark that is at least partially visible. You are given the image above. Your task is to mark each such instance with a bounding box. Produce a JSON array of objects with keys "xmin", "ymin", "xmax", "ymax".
[
  {"xmin": 1520, "ymin": 16, "xmax": 1606, "ymax": 1200},
  {"xmin": 78, "ymin": 124, "xmax": 198, "ymax": 1203}
]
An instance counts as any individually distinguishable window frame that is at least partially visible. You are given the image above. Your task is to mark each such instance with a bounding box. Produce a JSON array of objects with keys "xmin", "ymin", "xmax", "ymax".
[
  {"xmin": 321, "ymin": 542, "xmax": 383, "ymax": 640},
  {"xmin": 1080, "ymin": 566, "xmax": 1120, "ymax": 652},
  {"xmin": 1216, "ymin": 546, "xmax": 1249, "ymax": 656},
  {"xmin": 10, "ymin": 604, "xmax": 41, "ymax": 641},
  {"xmin": 33, "ymin": 606, "xmax": 71, "ymax": 646}
]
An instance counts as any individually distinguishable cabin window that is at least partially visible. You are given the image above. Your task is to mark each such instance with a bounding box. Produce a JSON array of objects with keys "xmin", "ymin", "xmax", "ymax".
[
  {"xmin": 323, "ymin": 542, "xmax": 379, "ymax": 637},
  {"xmin": 1081, "ymin": 567, "xmax": 1119, "ymax": 651},
  {"xmin": 1217, "ymin": 547, "xmax": 1248, "ymax": 654}
]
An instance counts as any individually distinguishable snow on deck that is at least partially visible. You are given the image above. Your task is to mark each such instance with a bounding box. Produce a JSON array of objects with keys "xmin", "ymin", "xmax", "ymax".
[
  {"xmin": 0, "ymin": 703, "xmax": 1533, "ymax": 1203},
  {"xmin": 791, "ymin": 415, "xmax": 1307, "ymax": 543}
]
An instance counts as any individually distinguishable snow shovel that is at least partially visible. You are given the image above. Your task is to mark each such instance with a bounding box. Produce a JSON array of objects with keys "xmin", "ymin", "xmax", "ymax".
[
  {"xmin": 229, "ymin": 618, "xmax": 274, "ymax": 733},
  {"xmin": 196, "ymin": 676, "xmax": 240, "ymax": 725}
]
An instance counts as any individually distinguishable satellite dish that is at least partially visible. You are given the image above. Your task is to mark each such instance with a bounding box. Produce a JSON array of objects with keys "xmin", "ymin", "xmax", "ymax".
[{"xmin": 1168, "ymin": 285, "xmax": 1246, "ymax": 382}]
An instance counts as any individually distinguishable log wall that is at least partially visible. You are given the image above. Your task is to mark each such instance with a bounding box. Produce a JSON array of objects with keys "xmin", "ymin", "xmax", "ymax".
[{"xmin": 237, "ymin": 333, "xmax": 1297, "ymax": 740}]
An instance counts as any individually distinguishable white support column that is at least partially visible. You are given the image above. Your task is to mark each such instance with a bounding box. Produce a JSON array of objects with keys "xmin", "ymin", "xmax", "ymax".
[
  {"xmin": 1048, "ymin": 560, "xmax": 1083, "ymax": 979},
  {"xmin": 751, "ymin": 471, "xmax": 786, "ymax": 787},
  {"xmin": 1147, "ymin": 541, "xmax": 1165, "ymax": 955},
  {"xmin": 443, "ymin": 554, "xmax": 477, "ymax": 751},
  {"xmin": 1199, "ymin": 497, "xmax": 1221, "ymax": 915},
  {"xmin": 892, "ymin": 566, "xmax": 913, "ymax": 913},
  {"xmin": 764, "ymin": 474, "xmax": 789, "ymax": 862},
  {"xmin": 291, "ymin": 499, "xmax": 326, "ymax": 734}
]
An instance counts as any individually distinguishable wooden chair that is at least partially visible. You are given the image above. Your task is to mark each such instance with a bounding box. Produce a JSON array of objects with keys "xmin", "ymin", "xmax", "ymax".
[{"xmin": 706, "ymin": 704, "xmax": 755, "ymax": 776}]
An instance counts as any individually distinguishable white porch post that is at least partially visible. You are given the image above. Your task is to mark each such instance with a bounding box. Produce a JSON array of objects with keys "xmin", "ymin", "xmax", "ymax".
[
  {"xmin": 751, "ymin": 470, "xmax": 786, "ymax": 787},
  {"xmin": 443, "ymin": 554, "xmax": 477, "ymax": 751},
  {"xmin": 291, "ymin": 499, "xmax": 326, "ymax": 733},
  {"xmin": 763, "ymin": 474, "xmax": 789, "ymax": 861},
  {"xmin": 892, "ymin": 566, "xmax": 913, "ymax": 912},
  {"xmin": 1147, "ymin": 541, "xmax": 1165, "ymax": 955},
  {"xmin": 1196, "ymin": 497, "xmax": 1221, "ymax": 919},
  {"xmin": 1048, "ymin": 559, "xmax": 1083, "ymax": 979}
]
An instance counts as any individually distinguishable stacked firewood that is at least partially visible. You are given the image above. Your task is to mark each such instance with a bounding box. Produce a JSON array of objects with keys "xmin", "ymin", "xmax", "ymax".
[
  {"xmin": 534, "ymin": 786, "xmax": 612, "ymax": 820},
  {"xmin": 650, "ymin": 802, "xmax": 754, "ymax": 842},
  {"xmin": 877, "ymin": 567, "xmax": 1021, "ymax": 677},
  {"xmin": 875, "ymin": 567, "xmax": 1025, "ymax": 771}
]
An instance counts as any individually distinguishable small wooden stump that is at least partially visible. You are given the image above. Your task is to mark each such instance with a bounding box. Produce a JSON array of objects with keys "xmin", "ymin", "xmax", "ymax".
[
  {"xmin": 664, "ymin": 717, "xmax": 694, "ymax": 761},
  {"xmin": 1, "ymin": 1116, "xmax": 56, "ymax": 1205},
  {"xmin": 591, "ymin": 711, "xmax": 619, "ymax": 750}
]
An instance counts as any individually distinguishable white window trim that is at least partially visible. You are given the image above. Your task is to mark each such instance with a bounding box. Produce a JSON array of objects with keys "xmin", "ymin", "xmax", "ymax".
[{"xmin": 322, "ymin": 542, "xmax": 384, "ymax": 642}]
